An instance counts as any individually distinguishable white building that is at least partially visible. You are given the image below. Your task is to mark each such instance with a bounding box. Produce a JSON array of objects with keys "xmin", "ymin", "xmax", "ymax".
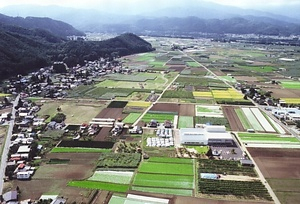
[{"xmin": 179, "ymin": 125, "xmax": 233, "ymax": 146}]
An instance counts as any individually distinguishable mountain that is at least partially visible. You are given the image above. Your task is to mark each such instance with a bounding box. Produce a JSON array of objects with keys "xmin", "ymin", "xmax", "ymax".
[
  {"xmin": 0, "ymin": 2, "xmax": 299, "ymax": 33},
  {"xmin": 0, "ymin": 13, "xmax": 85, "ymax": 38},
  {"xmin": 0, "ymin": 23, "xmax": 154, "ymax": 80},
  {"xmin": 101, "ymin": 16, "xmax": 300, "ymax": 36}
]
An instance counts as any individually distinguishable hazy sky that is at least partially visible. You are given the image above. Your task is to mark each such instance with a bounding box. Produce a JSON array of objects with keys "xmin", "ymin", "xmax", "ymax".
[{"xmin": 0, "ymin": 0, "xmax": 299, "ymax": 9}]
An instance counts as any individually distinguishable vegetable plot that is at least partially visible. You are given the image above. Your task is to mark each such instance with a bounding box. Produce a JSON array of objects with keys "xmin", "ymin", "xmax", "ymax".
[
  {"xmin": 250, "ymin": 108, "xmax": 275, "ymax": 132},
  {"xmin": 241, "ymin": 108, "xmax": 264, "ymax": 131}
]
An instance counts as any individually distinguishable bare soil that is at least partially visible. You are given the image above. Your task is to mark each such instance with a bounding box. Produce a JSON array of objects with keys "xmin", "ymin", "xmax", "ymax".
[
  {"xmin": 94, "ymin": 127, "xmax": 112, "ymax": 141},
  {"xmin": 96, "ymin": 108, "xmax": 128, "ymax": 119},
  {"xmin": 11, "ymin": 153, "xmax": 100, "ymax": 202},
  {"xmin": 261, "ymin": 88, "xmax": 300, "ymax": 98},
  {"xmin": 179, "ymin": 104, "xmax": 195, "ymax": 116},
  {"xmin": 222, "ymin": 106, "xmax": 244, "ymax": 131},
  {"xmin": 248, "ymin": 148, "xmax": 300, "ymax": 179},
  {"xmin": 150, "ymin": 103, "xmax": 179, "ymax": 113},
  {"xmin": 168, "ymin": 66, "xmax": 186, "ymax": 72}
]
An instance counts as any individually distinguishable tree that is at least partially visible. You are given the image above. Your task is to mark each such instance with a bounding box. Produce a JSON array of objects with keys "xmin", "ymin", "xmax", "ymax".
[{"xmin": 296, "ymin": 121, "xmax": 300, "ymax": 129}]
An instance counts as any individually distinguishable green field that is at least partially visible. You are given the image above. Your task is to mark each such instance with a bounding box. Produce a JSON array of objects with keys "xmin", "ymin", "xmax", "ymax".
[
  {"xmin": 281, "ymin": 81, "xmax": 300, "ymax": 89},
  {"xmin": 142, "ymin": 113, "xmax": 175, "ymax": 123},
  {"xmin": 131, "ymin": 186, "xmax": 193, "ymax": 196},
  {"xmin": 185, "ymin": 146, "xmax": 209, "ymax": 154},
  {"xmin": 238, "ymin": 133, "xmax": 300, "ymax": 143},
  {"xmin": 88, "ymin": 171, "xmax": 133, "ymax": 184},
  {"xmin": 186, "ymin": 61, "xmax": 200, "ymax": 67},
  {"xmin": 107, "ymin": 73, "xmax": 157, "ymax": 82},
  {"xmin": 133, "ymin": 173, "xmax": 194, "ymax": 189},
  {"xmin": 68, "ymin": 181, "xmax": 128, "ymax": 193},
  {"xmin": 122, "ymin": 113, "xmax": 142, "ymax": 124},
  {"xmin": 139, "ymin": 162, "xmax": 194, "ymax": 175},
  {"xmin": 147, "ymin": 157, "xmax": 194, "ymax": 164},
  {"xmin": 235, "ymin": 108, "xmax": 252, "ymax": 129},
  {"xmin": 51, "ymin": 147, "xmax": 111, "ymax": 153},
  {"xmin": 136, "ymin": 53, "xmax": 157, "ymax": 61},
  {"xmin": 178, "ymin": 116, "xmax": 194, "ymax": 128}
]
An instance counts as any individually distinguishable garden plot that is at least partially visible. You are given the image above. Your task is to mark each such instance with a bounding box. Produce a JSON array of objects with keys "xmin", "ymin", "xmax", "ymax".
[
  {"xmin": 238, "ymin": 133, "xmax": 300, "ymax": 144},
  {"xmin": 132, "ymin": 157, "xmax": 195, "ymax": 196},
  {"xmin": 88, "ymin": 171, "xmax": 134, "ymax": 184},
  {"xmin": 250, "ymin": 108, "xmax": 275, "ymax": 133},
  {"xmin": 241, "ymin": 108, "xmax": 264, "ymax": 132},
  {"xmin": 178, "ymin": 116, "xmax": 194, "ymax": 128},
  {"xmin": 195, "ymin": 105, "xmax": 224, "ymax": 117},
  {"xmin": 123, "ymin": 113, "xmax": 142, "ymax": 124}
]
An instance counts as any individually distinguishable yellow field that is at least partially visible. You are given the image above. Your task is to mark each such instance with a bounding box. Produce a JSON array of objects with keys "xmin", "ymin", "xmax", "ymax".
[
  {"xmin": 282, "ymin": 98, "xmax": 300, "ymax": 104},
  {"xmin": 0, "ymin": 93, "xmax": 10, "ymax": 97},
  {"xmin": 127, "ymin": 101, "xmax": 151, "ymax": 107},
  {"xmin": 193, "ymin": 91, "xmax": 213, "ymax": 98},
  {"xmin": 212, "ymin": 88, "xmax": 243, "ymax": 99}
]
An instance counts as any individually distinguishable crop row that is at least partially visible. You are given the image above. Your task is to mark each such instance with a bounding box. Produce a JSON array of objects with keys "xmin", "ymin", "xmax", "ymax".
[
  {"xmin": 147, "ymin": 157, "xmax": 194, "ymax": 164},
  {"xmin": 142, "ymin": 113, "xmax": 175, "ymax": 123},
  {"xmin": 198, "ymin": 159, "xmax": 256, "ymax": 176},
  {"xmin": 97, "ymin": 153, "xmax": 141, "ymax": 168},
  {"xmin": 68, "ymin": 181, "xmax": 128, "ymax": 193},
  {"xmin": 133, "ymin": 173, "xmax": 194, "ymax": 189},
  {"xmin": 51, "ymin": 147, "xmax": 111, "ymax": 153},
  {"xmin": 131, "ymin": 186, "xmax": 193, "ymax": 196},
  {"xmin": 199, "ymin": 179, "xmax": 272, "ymax": 201},
  {"xmin": 88, "ymin": 171, "xmax": 133, "ymax": 184},
  {"xmin": 139, "ymin": 161, "xmax": 194, "ymax": 175}
]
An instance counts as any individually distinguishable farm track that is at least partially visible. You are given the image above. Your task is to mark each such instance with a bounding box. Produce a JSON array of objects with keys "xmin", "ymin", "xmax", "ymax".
[{"xmin": 223, "ymin": 106, "xmax": 244, "ymax": 131}]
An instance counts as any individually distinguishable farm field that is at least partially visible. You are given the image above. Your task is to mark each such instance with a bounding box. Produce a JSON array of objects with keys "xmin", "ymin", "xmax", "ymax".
[
  {"xmin": 235, "ymin": 108, "xmax": 252, "ymax": 130},
  {"xmin": 178, "ymin": 116, "xmax": 194, "ymax": 128},
  {"xmin": 122, "ymin": 113, "xmax": 142, "ymax": 124},
  {"xmin": 132, "ymin": 157, "xmax": 195, "ymax": 196},
  {"xmin": 241, "ymin": 108, "xmax": 264, "ymax": 132},
  {"xmin": 88, "ymin": 171, "xmax": 134, "ymax": 184},
  {"xmin": 281, "ymin": 98, "xmax": 300, "ymax": 104},
  {"xmin": 280, "ymin": 81, "xmax": 300, "ymax": 89},
  {"xmin": 223, "ymin": 106, "xmax": 244, "ymax": 131},
  {"xmin": 51, "ymin": 147, "xmax": 111, "ymax": 153},
  {"xmin": 142, "ymin": 113, "xmax": 176, "ymax": 123},
  {"xmin": 97, "ymin": 153, "xmax": 141, "ymax": 168},
  {"xmin": 138, "ymin": 160, "xmax": 194, "ymax": 175},
  {"xmin": 248, "ymin": 148, "xmax": 300, "ymax": 204},
  {"xmin": 195, "ymin": 105, "xmax": 223, "ymax": 117},
  {"xmin": 37, "ymin": 101, "xmax": 104, "ymax": 124},
  {"xmin": 133, "ymin": 173, "xmax": 194, "ymax": 189},
  {"xmin": 193, "ymin": 91, "xmax": 213, "ymax": 98},
  {"xmin": 238, "ymin": 133, "xmax": 300, "ymax": 144},
  {"xmin": 68, "ymin": 180, "xmax": 129, "ymax": 193},
  {"xmin": 212, "ymin": 88, "xmax": 244, "ymax": 100},
  {"xmin": 131, "ymin": 186, "xmax": 193, "ymax": 196},
  {"xmin": 250, "ymin": 108, "xmax": 275, "ymax": 132}
]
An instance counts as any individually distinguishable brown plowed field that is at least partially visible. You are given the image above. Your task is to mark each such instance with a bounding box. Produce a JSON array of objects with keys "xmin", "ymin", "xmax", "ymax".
[
  {"xmin": 150, "ymin": 103, "xmax": 179, "ymax": 113},
  {"xmin": 179, "ymin": 104, "xmax": 195, "ymax": 116},
  {"xmin": 168, "ymin": 66, "xmax": 186, "ymax": 72},
  {"xmin": 248, "ymin": 148, "xmax": 300, "ymax": 204},
  {"xmin": 96, "ymin": 108, "xmax": 127, "ymax": 119},
  {"xmin": 223, "ymin": 106, "xmax": 244, "ymax": 131},
  {"xmin": 94, "ymin": 127, "xmax": 112, "ymax": 141},
  {"xmin": 12, "ymin": 153, "xmax": 100, "ymax": 202},
  {"xmin": 261, "ymin": 88, "xmax": 300, "ymax": 98},
  {"xmin": 248, "ymin": 148, "xmax": 300, "ymax": 179}
]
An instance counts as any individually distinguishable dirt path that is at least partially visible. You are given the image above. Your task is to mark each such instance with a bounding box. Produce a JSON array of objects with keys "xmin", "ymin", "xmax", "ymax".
[{"xmin": 220, "ymin": 175, "xmax": 259, "ymax": 182}]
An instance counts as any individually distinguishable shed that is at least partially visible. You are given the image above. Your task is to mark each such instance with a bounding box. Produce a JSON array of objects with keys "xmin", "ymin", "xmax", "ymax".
[
  {"xmin": 240, "ymin": 159, "xmax": 254, "ymax": 167},
  {"xmin": 17, "ymin": 146, "xmax": 31, "ymax": 154}
]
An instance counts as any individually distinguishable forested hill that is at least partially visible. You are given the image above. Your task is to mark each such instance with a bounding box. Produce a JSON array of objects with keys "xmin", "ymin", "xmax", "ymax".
[
  {"xmin": 0, "ymin": 25, "xmax": 154, "ymax": 80},
  {"xmin": 0, "ymin": 13, "xmax": 85, "ymax": 38}
]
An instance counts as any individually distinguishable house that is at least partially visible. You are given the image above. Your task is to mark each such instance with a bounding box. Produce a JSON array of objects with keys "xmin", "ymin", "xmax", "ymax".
[
  {"xmin": 17, "ymin": 146, "xmax": 31, "ymax": 154},
  {"xmin": 149, "ymin": 120, "xmax": 158, "ymax": 128}
]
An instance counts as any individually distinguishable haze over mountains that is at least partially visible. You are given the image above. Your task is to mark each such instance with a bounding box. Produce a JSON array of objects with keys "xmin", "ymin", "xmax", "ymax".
[{"xmin": 0, "ymin": 1, "xmax": 300, "ymax": 34}]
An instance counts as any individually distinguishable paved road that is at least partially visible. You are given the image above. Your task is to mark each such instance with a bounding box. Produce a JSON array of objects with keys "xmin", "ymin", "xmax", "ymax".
[
  {"xmin": 0, "ymin": 94, "xmax": 20, "ymax": 194},
  {"xmin": 133, "ymin": 74, "xmax": 180, "ymax": 127}
]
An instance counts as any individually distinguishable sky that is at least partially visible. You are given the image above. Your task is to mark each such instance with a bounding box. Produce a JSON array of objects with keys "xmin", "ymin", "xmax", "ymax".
[{"xmin": 0, "ymin": 0, "xmax": 299, "ymax": 10}]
